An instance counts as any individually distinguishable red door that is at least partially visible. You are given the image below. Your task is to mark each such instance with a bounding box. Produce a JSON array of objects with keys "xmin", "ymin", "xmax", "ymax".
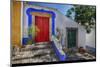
[{"xmin": 35, "ymin": 16, "xmax": 50, "ymax": 42}]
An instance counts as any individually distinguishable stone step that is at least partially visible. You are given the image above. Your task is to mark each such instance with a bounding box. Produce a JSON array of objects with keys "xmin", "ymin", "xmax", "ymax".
[
  {"xmin": 20, "ymin": 44, "xmax": 51, "ymax": 51},
  {"xmin": 14, "ymin": 48, "xmax": 53, "ymax": 55},
  {"xmin": 12, "ymin": 49, "xmax": 53, "ymax": 60},
  {"xmin": 12, "ymin": 48, "xmax": 54, "ymax": 60},
  {"xmin": 12, "ymin": 43, "xmax": 58, "ymax": 64},
  {"xmin": 12, "ymin": 52, "xmax": 51, "ymax": 60},
  {"xmin": 12, "ymin": 54, "xmax": 57, "ymax": 64}
]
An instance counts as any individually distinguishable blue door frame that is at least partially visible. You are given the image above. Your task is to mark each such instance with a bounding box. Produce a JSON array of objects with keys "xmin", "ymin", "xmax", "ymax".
[{"xmin": 22, "ymin": 8, "xmax": 56, "ymax": 45}]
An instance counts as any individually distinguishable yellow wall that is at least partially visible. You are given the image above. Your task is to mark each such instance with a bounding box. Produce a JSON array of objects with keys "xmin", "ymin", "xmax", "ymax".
[{"xmin": 12, "ymin": 1, "xmax": 21, "ymax": 47}]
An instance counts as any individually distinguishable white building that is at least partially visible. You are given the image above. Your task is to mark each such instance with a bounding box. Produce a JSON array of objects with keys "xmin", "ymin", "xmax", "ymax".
[
  {"xmin": 12, "ymin": 1, "xmax": 96, "ymax": 61},
  {"xmin": 22, "ymin": 3, "xmax": 86, "ymax": 50}
]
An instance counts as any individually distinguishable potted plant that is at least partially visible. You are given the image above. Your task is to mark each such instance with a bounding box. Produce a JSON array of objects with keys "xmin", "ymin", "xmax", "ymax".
[{"xmin": 28, "ymin": 26, "xmax": 34, "ymax": 45}]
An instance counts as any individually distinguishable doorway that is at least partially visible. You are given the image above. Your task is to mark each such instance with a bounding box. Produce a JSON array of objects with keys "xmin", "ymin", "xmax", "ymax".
[
  {"xmin": 35, "ymin": 16, "xmax": 50, "ymax": 43},
  {"xmin": 67, "ymin": 28, "xmax": 77, "ymax": 48}
]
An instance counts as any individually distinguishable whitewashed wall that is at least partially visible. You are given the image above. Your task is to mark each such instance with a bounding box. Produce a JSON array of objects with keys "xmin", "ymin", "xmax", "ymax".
[
  {"xmin": 54, "ymin": 11, "xmax": 86, "ymax": 48},
  {"xmin": 23, "ymin": 4, "xmax": 86, "ymax": 48},
  {"xmin": 23, "ymin": 4, "xmax": 29, "ymax": 38},
  {"xmin": 78, "ymin": 25, "xmax": 86, "ymax": 48},
  {"xmin": 23, "ymin": 4, "xmax": 53, "ymax": 38},
  {"xmin": 86, "ymin": 29, "xmax": 95, "ymax": 48}
]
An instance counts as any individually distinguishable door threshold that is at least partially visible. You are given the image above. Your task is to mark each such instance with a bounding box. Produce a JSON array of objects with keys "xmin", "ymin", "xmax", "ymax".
[{"xmin": 35, "ymin": 42, "xmax": 50, "ymax": 45}]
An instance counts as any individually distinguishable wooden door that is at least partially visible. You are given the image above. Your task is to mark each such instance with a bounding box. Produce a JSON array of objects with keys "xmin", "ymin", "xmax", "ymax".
[
  {"xmin": 67, "ymin": 29, "xmax": 77, "ymax": 48},
  {"xmin": 35, "ymin": 16, "xmax": 50, "ymax": 42}
]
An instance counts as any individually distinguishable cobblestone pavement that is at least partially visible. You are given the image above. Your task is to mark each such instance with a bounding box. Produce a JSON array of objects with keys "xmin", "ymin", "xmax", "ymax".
[
  {"xmin": 64, "ymin": 48, "xmax": 96, "ymax": 61},
  {"xmin": 12, "ymin": 43, "xmax": 58, "ymax": 64}
]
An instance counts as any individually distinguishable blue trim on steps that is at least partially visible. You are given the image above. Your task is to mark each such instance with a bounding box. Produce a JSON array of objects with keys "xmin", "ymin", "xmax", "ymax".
[
  {"xmin": 51, "ymin": 41, "xmax": 67, "ymax": 61},
  {"xmin": 86, "ymin": 46, "xmax": 96, "ymax": 56}
]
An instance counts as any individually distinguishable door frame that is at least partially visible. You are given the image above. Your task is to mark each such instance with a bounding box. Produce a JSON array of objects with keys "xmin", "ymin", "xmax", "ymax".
[
  {"xmin": 66, "ymin": 27, "xmax": 78, "ymax": 49},
  {"xmin": 22, "ymin": 8, "xmax": 56, "ymax": 45},
  {"xmin": 31, "ymin": 12, "xmax": 52, "ymax": 43}
]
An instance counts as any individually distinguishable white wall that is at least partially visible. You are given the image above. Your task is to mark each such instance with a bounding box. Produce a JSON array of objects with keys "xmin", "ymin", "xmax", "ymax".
[
  {"xmin": 54, "ymin": 10, "xmax": 86, "ymax": 48},
  {"xmin": 23, "ymin": 4, "xmax": 86, "ymax": 48},
  {"xmin": 23, "ymin": 4, "xmax": 53, "ymax": 39},
  {"xmin": 78, "ymin": 25, "xmax": 86, "ymax": 48},
  {"xmin": 86, "ymin": 28, "xmax": 95, "ymax": 48},
  {"xmin": 23, "ymin": 4, "xmax": 29, "ymax": 38}
]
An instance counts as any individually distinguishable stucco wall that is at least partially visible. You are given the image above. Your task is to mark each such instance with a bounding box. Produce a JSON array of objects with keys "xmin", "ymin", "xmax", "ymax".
[
  {"xmin": 23, "ymin": 4, "xmax": 29, "ymax": 38},
  {"xmin": 23, "ymin": 4, "xmax": 86, "ymax": 48},
  {"xmin": 54, "ymin": 11, "xmax": 86, "ymax": 48},
  {"xmin": 78, "ymin": 25, "xmax": 86, "ymax": 48},
  {"xmin": 86, "ymin": 29, "xmax": 95, "ymax": 48},
  {"xmin": 23, "ymin": 4, "xmax": 53, "ymax": 39}
]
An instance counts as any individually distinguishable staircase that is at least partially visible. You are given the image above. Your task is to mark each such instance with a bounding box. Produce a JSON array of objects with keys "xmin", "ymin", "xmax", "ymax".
[
  {"xmin": 12, "ymin": 43, "xmax": 58, "ymax": 64},
  {"xmin": 51, "ymin": 36, "xmax": 67, "ymax": 61}
]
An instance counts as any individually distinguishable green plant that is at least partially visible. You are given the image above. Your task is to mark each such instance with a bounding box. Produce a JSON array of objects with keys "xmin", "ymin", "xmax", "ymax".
[
  {"xmin": 27, "ymin": 38, "xmax": 33, "ymax": 45},
  {"xmin": 28, "ymin": 26, "xmax": 35, "ymax": 37},
  {"xmin": 66, "ymin": 5, "xmax": 96, "ymax": 33},
  {"xmin": 28, "ymin": 25, "xmax": 36, "ymax": 44}
]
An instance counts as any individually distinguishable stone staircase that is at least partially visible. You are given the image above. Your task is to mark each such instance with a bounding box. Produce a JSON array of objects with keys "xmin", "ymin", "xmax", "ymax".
[{"xmin": 12, "ymin": 43, "xmax": 58, "ymax": 64}]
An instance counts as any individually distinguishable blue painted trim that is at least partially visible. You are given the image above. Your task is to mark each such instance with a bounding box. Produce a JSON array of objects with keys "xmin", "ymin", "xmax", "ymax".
[
  {"xmin": 51, "ymin": 41, "xmax": 67, "ymax": 61},
  {"xmin": 24, "ymin": 8, "xmax": 56, "ymax": 45},
  {"xmin": 52, "ymin": 17, "xmax": 55, "ymax": 35},
  {"xmin": 22, "ymin": 38, "xmax": 29, "ymax": 45},
  {"xmin": 22, "ymin": 8, "xmax": 56, "ymax": 45},
  {"xmin": 86, "ymin": 46, "xmax": 96, "ymax": 53},
  {"xmin": 26, "ymin": 8, "xmax": 56, "ymax": 36}
]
